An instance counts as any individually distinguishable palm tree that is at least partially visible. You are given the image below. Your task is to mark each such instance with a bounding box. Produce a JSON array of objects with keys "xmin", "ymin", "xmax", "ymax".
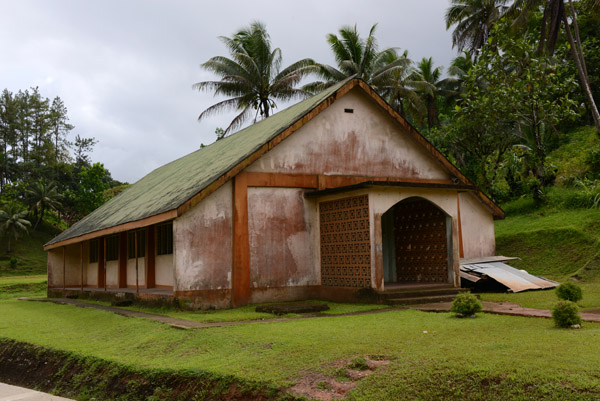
[
  {"xmin": 305, "ymin": 24, "xmax": 412, "ymax": 93},
  {"xmin": 193, "ymin": 21, "xmax": 317, "ymax": 135},
  {"xmin": 505, "ymin": 0, "xmax": 600, "ymax": 133},
  {"xmin": 374, "ymin": 50, "xmax": 427, "ymax": 122},
  {"xmin": 412, "ymin": 58, "xmax": 457, "ymax": 129},
  {"xmin": 0, "ymin": 203, "xmax": 31, "ymax": 253},
  {"xmin": 445, "ymin": 0, "xmax": 509, "ymax": 53},
  {"xmin": 26, "ymin": 181, "xmax": 62, "ymax": 229}
]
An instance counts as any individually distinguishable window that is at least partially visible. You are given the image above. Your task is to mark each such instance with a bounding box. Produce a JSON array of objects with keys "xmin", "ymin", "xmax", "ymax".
[
  {"xmin": 106, "ymin": 235, "xmax": 119, "ymax": 261},
  {"xmin": 89, "ymin": 239, "xmax": 99, "ymax": 263},
  {"xmin": 127, "ymin": 230, "xmax": 146, "ymax": 259},
  {"xmin": 157, "ymin": 222, "xmax": 173, "ymax": 255}
]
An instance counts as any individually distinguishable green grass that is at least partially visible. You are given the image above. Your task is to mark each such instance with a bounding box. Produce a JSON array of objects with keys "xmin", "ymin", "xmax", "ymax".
[
  {"xmin": 479, "ymin": 282, "xmax": 600, "ymax": 310},
  {"xmin": 0, "ymin": 227, "xmax": 54, "ymax": 277},
  {"xmin": 546, "ymin": 126, "xmax": 600, "ymax": 185},
  {"xmin": 80, "ymin": 299, "xmax": 389, "ymax": 324},
  {"xmin": 0, "ymin": 300, "xmax": 598, "ymax": 399},
  {"xmin": 0, "ymin": 275, "xmax": 47, "ymax": 299}
]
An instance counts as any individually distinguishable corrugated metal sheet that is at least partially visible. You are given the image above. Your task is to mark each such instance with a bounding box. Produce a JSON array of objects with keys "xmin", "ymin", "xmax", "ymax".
[{"xmin": 460, "ymin": 262, "xmax": 558, "ymax": 293}]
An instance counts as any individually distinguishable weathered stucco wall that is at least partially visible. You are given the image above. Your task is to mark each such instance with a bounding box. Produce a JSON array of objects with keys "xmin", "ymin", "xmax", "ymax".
[
  {"xmin": 155, "ymin": 254, "xmax": 174, "ymax": 287},
  {"xmin": 105, "ymin": 260, "xmax": 119, "ymax": 288},
  {"xmin": 127, "ymin": 257, "xmax": 146, "ymax": 287},
  {"xmin": 246, "ymin": 88, "xmax": 450, "ymax": 181},
  {"xmin": 47, "ymin": 244, "xmax": 85, "ymax": 287},
  {"xmin": 173, "ymin": 181, "xmax": 232, "ymax": 292},
  {"xmin": 459, "ymin": 192, "xmax": 496, "ymax": 258},
  {"xmin": 87, "ymin": 261, "xmax": 98, "ymax": 287},
  {"xmin": 247, "ymin": 187, "xmax": 318, "ymax": 290}
]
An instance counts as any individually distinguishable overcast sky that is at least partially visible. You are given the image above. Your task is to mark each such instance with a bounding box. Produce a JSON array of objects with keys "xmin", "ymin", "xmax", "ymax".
[{"xmin": 2, "ymin": 0, "xmax": 457, "ymax": 183}]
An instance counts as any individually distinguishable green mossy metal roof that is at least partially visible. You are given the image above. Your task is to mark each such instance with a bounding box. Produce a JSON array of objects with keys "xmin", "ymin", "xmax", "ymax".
[{"xmin": 46, "ymin": 78, "xmax": 351, "ymax": 246}]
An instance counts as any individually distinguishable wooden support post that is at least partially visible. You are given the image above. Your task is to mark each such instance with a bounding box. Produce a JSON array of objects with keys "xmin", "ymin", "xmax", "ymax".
[
  {"xmin": 232, "ymin": 173, "xmax": 250, "ymax": 306},
  {"xmin": 457, "ymin": 193, "xmax": 464, "ymax": 259},
  {"xmin": 103, "ymin": 237, "xmax": 107, "ymax": 291},
  {"xmin": 80, "ymin": 242, "xmax": 83, "ymax": 291},
  {"xmin": 135, "ymin": 230, "xmax": 139, "ymax": 294},
  {"xmin": 118, "ymin": 232, "xmax": 127, "ymax": 288},
  {"xmin": 146, "ymin": 226, "xmax": 155, "ymax": 289},
  {"xmin": 97, "ymin": 239, "xmax": 105, "ymax": 289},
  {"xmin": 62, "ymin": 246, "xmax": 65, "ymax": 290}
]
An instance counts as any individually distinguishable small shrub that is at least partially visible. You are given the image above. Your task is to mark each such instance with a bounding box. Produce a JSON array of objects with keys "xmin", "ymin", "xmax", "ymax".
[
  {"xmin": 451, "ymin": 292, "xmax": 482, "ymax": 317},
  {"xmin": 552, "ymin": 300, "xmax": 582, "ymax": 328},
  {"xmin": 316, "ymin": 381, "xmax": 331, "ymax": 390},
  {"xmin": 348, "ymin": 356, "xmax": 369, "ymax": 371},
  {"xmin": 9, "ymin": 257, "xmax": 18, "ymax": 268},
  {"xmin": 556, "ymin": 282, "xmax": 583, "ymax": 302}
]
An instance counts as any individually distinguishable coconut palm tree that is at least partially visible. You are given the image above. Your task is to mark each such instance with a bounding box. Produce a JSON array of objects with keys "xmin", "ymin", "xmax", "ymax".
[
  {"xmin": 505, "ymin": 0, "xmax": 600, "ymax": 133},
  {"xmin": 412, "ymin": 58, "xmax": 457, "ymax": 129},
  {"xmin": 26, "ymin": 181, "xmax": 62, "ymax": 229},
  {"xmin": 0, "ymin": 203, "xmax": 31, "ymax": 253},
  {"xmin": 445, "ymin": 0, "xmax": 509, "ymax": 53},
  {"xmin": 194, "ymin": 21, "xmax": 317, "ymax": 135},
  {"xmin": 305, "ymin": 24, "xmax": 412, "ymax": 93}
]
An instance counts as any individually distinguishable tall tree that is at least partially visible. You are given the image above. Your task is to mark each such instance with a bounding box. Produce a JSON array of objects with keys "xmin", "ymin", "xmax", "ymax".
[
  {"xmin": 0, "ymin": 203, "xmax": 31, "ymax": 252},
  {"xmin": 412, "ymin": 57, "xmax": 448, "ymax": 129},
  {"xmin": 306, "ymin": 24, "xmax": 411, "ymax": 93},
  {"xmin": 26, "ymin": 181, "xmax": 62, "ymax": 229},
  {"xmin": 506, "ymin": 0, "xmax": 600, "ymax": 133},
  {"xmin": 445, "ymin": 0, "xmax": 509, "ymax": 53},
  {"xmin": 194, "ymin": 21, "xmax": 317, "ymax": 135}
]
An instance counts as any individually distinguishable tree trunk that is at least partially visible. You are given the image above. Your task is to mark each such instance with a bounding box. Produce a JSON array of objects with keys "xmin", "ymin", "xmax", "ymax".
[{"xmin": 563, "ymin": 1, "xmax": 600, "ymax": 134}]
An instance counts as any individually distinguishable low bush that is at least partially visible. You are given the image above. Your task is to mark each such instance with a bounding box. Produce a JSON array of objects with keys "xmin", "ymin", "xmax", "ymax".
[
  {"xmin": 451, "ymin": 292, "xmax": 482, "ymax": 317},
  {"xmin": 556, "ymin": 282, "xmax": 583, "ymax": 302},
  {"xmin": 552, "ymin": 300, "xmax": 582, "ymax": 328}
]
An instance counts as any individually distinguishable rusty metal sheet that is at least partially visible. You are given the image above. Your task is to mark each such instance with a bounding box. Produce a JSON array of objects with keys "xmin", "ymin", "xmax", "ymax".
[{"xmin": 460, "ymin": 262, "xmax": 558, "ymax": 292}]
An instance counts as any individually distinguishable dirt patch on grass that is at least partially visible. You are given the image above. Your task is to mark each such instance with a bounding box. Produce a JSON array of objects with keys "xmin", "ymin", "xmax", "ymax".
[
  {"xmin": 0, "ymin": 338, "xmax": 296, "ymax": 400},
  {"xmin": 289, "ymin": 356, "xmax": 390, "ymax": 400}
]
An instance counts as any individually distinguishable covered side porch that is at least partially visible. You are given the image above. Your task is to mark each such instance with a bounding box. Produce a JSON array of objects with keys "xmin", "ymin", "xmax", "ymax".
[{"xmin": 309, "ymin": 183, "xmax": 469, "ymax": 303}]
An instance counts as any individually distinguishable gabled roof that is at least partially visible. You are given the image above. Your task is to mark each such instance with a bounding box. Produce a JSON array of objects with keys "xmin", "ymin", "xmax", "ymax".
[{"xmin": 45, "ymin": 77, "xmax": 503, "ymax": 250}]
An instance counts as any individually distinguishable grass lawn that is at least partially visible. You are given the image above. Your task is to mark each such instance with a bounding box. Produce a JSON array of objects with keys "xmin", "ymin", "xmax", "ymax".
[
  {"xmin": 0, "ymin": 228, "xmax": 54, "ymax": 277},
  {"xmin": 79, "ymin": 298, "xmax": 390, "ymax": 324},
  {"xmin": 0, "ymin": 275, "xmax": 47, "ymax": 300},
  {"xmin": 0, "ymin": 299, "xmax": 598, "ymax": 399}
]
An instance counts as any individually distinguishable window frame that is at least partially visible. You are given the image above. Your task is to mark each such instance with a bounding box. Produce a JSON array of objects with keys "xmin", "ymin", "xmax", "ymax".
[{"xmin": 156, "ymin": 222, "xmax": 173, "ymax": 256}]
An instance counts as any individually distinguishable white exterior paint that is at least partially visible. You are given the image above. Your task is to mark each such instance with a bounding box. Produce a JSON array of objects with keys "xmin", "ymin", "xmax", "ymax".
[
  {"xmin": 155, "ymin": 254, "xmax": 174, "ymax": 287},
  {"xmin": 459, "ymin": 191, "xmax": 496, "ymax": 258},
  {"xmin": 246, "ymin": 88, "xmax": 451, "ymax": 181},
  {"xmin": 126, "ymin": 257, "xmax": 146, "ymax": 287},
  {"xmin": 173, "ymin": 181, "xmax": 233, "ymax": 292}
]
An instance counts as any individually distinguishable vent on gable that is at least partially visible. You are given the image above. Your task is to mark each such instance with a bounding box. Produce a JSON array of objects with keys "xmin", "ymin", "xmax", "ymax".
[{"xmin": 344, "ymin": 108, "xmax": 354, "ymax": 113}]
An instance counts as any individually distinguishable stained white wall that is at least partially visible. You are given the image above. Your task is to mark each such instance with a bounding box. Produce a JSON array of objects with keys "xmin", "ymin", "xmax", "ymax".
[
  {"xmin": 173, "ymin": 181, "xmax": 232, "ymax": 292},
  {"xmin": 246, "ymin": 88, "xmax": 450, "ymax": 181},
  {"xmin": 459, "ymin": 192, "xmax": 496, "ymax": 258}
]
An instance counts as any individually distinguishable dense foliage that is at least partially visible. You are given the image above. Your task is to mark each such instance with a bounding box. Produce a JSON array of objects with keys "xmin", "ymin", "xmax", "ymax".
[
  {"xmin": 451, "ymin": 292, "xmax": 483, "ymax": 316},
  {"xmin": 0, "ymin": 87, "xmax": 123, "ymax": 248},
  {"xmin": 556, "ymin": 281, "xmax": 583, "ymax": 301},
  {"xmin": 552, "ymin": 300, "xmax": 582, "ymax": 327}
]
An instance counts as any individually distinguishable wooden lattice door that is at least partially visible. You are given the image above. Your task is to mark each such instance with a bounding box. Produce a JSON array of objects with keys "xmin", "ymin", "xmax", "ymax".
[
  {"xmin": 320, "ymin": 195, "xmax": 371, "ymax": 288},
  {"xmin": 394, "ymin": 199, "xmax": 448, "ymax": 283}
]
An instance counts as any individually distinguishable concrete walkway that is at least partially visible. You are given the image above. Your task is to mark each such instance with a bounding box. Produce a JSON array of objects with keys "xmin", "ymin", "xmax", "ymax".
[
  {"xmin": 411, "ymin": 301, "xmax": 600, "ymax": 322},
  {"xmin": 0, "ymin": 383, "xmax": 73, "ymax": 401}
]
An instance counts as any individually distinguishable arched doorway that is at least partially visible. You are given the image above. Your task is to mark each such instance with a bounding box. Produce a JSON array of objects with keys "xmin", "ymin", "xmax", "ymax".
[{"xmin": 382, "ymin": 197, "xmax": 452, "ymax": 285}]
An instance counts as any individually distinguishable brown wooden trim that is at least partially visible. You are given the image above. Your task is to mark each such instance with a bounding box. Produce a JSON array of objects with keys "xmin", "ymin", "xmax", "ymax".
[
  {"xmin": 62, "ymin": 246, "xmax": 65, "ymax": 290},
  {"xmin": 103, "ymin": 237, "xmax": 107, "ymax": 291},
  {"xmin": 118, "ymin": 232, "xmax": 127, "ymax": 288},
  {"xmin": 146, "ymin": 225, "xmax": 156, "ymax": 288},
  {"xmin": 80, "ymin": 242, "xmax": 84, "ymax": 291},
  {"xmin": 457, "ymin": 193, "xmax": 464, "ymax": 259},
  {"xmin": 232, "ymin": 174, "xmax": 250, "ymax": 306},
  {"xmin": 154, "ymin": 284, "xmax": 174, "ymax": 290},
  {"xmin": 135, "ymin": 230, "xmax": 139, "ymax": 294},
  {"xmin": 44, "ymin": 210, "xmax": 177, "ymax": 250},
  {"xmin": 97, "ymin": 238, "xmax": 105, "ymax": 288},
  {"xmin": 243, "ymin": 171, "xmax": 319, "ymax": 188}
]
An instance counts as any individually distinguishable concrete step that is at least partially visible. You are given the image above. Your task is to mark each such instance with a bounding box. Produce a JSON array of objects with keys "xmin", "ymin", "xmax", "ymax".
[{"xmin": 385, "ymin": 294, "xmax": 460, "ymax": 305}]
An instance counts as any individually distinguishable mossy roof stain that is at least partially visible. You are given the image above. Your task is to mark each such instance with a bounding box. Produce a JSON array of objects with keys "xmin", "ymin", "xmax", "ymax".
[{"xmin": 47, "ymin": 79, "xmax": 351, "ymax": 246}]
